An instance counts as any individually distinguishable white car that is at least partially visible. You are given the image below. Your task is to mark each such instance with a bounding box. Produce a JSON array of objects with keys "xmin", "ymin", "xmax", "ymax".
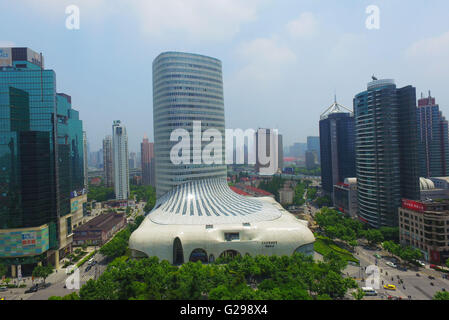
[
  {"xmin": 416, "ymin": 260, "xmax": 426, "ymax": 267},
  {"xmin": 386, "ymin": 261, "xmax": 397, "ymax": 268}
]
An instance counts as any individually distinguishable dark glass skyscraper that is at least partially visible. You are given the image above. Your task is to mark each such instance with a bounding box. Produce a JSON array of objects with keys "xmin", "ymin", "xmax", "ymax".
[
  {"xmin": 0, "ymin": 47, "xmax": 84, "ymax": 268},
  {"xmin": 417, "ymin": 93, "xmax": 449, "ymax": 177},
  {"xmin": 319, "ymin": 100, "xmax": 356, "ymax": 195},
  {"xmin": 354, "ymin": 79, "xmax": 420, "ymax": 228}
]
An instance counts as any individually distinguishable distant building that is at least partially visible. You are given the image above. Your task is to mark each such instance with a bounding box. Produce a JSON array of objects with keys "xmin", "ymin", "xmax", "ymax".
[
  {"xmin": 354, "ymin": 78, "xmax": 420, "ymax": 228},
  {"xmin": 289, "ymin": 142, "xmax": 307, "ymax": 159},
  {"xmin": 141, "ymin": 135, "xmax": 155, "ymax": 187},
  {"xmin": 305, "ymin": 150, "xmax": 318, "ymax": 170},
  {"xmin": 103, "ymin": 135, "xmax": 113, "ymax": 187},
  {"xmin": 319, "ymin": 97, "xmax": 355, "ymax": 195},
  {"xmin": 333, "ymin": 178, "xmax": 358, "ymax": 218},
  {"xmin": 307, "ymin": 136, "xmax": 320, "ymax": 163},
  {"xmin": 129, "ymin": 152, "xmax": 137, "ymax": 170},
  {"xmin": 399, "ymin": 199, "xmax": 449, "ymax": 263},
  {"xmin": 112, "ymin": 120, "xmax": 130, "ymax": 200},
  {"xmin": 419, "ymin": 177, "xmax": 449, "ymax": 200},
  {"xmin": 279, "ymin": 187, "xmax": 295, "ymax": 205},
  {"xmin": 417, "ymin": 92, "xmax": 449, "ymax": 177}
]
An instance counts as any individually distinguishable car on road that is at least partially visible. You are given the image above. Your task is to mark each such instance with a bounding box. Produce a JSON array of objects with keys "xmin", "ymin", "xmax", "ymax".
[
  {"xmin": 416, "ymin": 273, "xmax": 420, "ymax": 277},
  {"xmin": 386, "ymin": 261, "xmax": 397, "ymax": 268},
  {"xmin": 0, "ymin": 287, "xmax": 7, "ymax": 292},
  {"xmin": 374, "ymin": 254, "xmax": 381, "ymax": 259},
  {"xmin": 24, "ymin": 285, "xmax": 38, "ymax": 294},
  {"xmin": 85, "ymin": 265, "xmax": 92, "ymax": 272},
  {"xmin": 361, "ymin": 287, "xmax": 377, "ymax": 296},
  {"xmin": 384, "ymin": 284, "xmax": 396, "ymax": 290},
  {"xmin": 416, "ymin": 260, "xmax": 426, "ymax": 267},
  {"xmin": 429, "ymin": 275, "xmax": 436, "ymax": 280}
]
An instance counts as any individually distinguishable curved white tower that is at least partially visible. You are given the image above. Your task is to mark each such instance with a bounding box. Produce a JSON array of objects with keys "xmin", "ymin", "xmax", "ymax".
[
  {"xmin": 129, "ymin": 51, "xmax": 315, "ymax": 265},
  {"xmin": 153, "ymin": 52, "xmax": 226, "ymax": 198}
]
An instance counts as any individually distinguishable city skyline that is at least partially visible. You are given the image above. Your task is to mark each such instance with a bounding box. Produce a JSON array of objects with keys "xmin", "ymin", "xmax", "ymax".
[{"xmin": 2, "ymin": 0, "xmax": 449, "ymax": 151}]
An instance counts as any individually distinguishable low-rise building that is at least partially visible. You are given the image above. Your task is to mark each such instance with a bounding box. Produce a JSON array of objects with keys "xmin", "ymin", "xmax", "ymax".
[
  {"xmin": 399, "ymin": 199, "xmax": 449, "ymax": 263},
  {"xmin": 420, "ymin": 177, "xmax": 449, "ymax": 200},
  {"xmin": 73, "ymin": 212, "xmax": 126, "ymax": 246},
  {"xmin": 279, "ymin": 187, "xmax": 295, "ymax": 206},
  {"xmin": 333, "ymin": 178, "xmax": 358, "ymax": 217}
]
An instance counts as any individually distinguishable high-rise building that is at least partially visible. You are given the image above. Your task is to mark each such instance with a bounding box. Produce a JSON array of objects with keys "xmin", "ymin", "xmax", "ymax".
[
  {"xmin": 289, "ymin": 142, "xmax": 307, "ymax": 159},
  {"xmin": 417, "ymin": 92, "xmax": 449, "ymax": 178},
  {"xmin": 129, "ymin": 152, "xmax": 137, "ymax": 170},
  {"xmin": 83, "ymin": 131, "xmax": 88, "ymax": 189},
  {"xmin": 141, "ymin": 135, "xmax": 155, "ymax": 187},
  {"xmin": 278, "ymin": 134, "xmax": 284, "ymax": 171},
  {"xmin": 112, "ymin": 120, "xmax": 129, "ymax": 200},
  {"xmin": 319, "ymin": 98, "xmax": 356, "ymax": 195},
  {"xmin": 307, "ymin": 136, "xmax": 320, "ymax": 163},
  {"xmin": 153, "ymin": 52, "xmax": 226, "ymax": 198},
  {"xmin": 0, "ymin": 47, "xmax": 85, "ymax": 270},
  {"xmin": 305, "ymin": 150, "xmax": 318, "ymax": 170},
  {"xmin": 354, "ymin": 78, "xmax": 420, "ymax": 228},
  {"xmin": 102, "ymin": 135, "xmax": 113, "ymax": 187}
]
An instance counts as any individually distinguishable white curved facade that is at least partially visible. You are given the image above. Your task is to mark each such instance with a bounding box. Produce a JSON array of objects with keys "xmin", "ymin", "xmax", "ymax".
[
  {"xmin": 153, "ymin": 52, "xmax": 227, "ymax": 198},
  {"xmin": 129, "ymin": 179, "xmax": 315, "ymax": 264}
]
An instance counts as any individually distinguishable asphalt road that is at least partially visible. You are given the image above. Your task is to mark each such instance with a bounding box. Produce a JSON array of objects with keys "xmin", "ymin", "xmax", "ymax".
[
  {"xmin": 345, "ymin": 245, "xmax": 449, "ymax": 300},
  {"xmin": 1, "ymin": 251, "xmax": 108, "ymax": 300}
]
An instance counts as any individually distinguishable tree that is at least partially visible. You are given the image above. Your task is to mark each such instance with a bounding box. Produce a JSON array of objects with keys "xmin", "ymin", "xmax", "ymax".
[
  {"xmin": 446, "ymin": 258, "xmax": 449, "ymax": 269},
  {"xmin": 365, "ymin": 229, "xmax": 384, "ymax": 246},
  {"xmin": 433, "ymin": 291, "xmax": 449, "ymax": 300},
  {"xmin": 32, "ymin": 265, "xmax": 54, "ymax": 283},
  {"xmin": 0, "ymin": 264, "xmax": 7, "ymax": 279},
  {"xmin": 352, "ymin": 288, "xmax": 366, "ymax": 300}
]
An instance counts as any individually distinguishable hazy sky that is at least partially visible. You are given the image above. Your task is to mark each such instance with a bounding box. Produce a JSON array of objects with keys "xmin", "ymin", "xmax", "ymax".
[{"xmin": 2, "ymin": 0, "xmax": 449, "ymax": 152}]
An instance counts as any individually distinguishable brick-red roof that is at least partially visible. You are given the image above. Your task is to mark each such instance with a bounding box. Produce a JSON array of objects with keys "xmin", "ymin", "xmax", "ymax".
[
  {"xmin": 230, "ymin": 186, "xmax": 251, "ymax": 196},
  {"xmin": 244, "ymin": 185, "xmax": 273, "ymax": 196}
]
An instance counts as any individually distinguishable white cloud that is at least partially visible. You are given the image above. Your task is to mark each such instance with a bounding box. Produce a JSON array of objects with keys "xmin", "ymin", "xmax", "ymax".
[
  {"xmin": 130, "ymin": 0, "xmax": 262, "ymax": 42},
  {"xmin": 404, "ymin": 31, "xmax": 449, "ymax": 76},
  {"xmin": 234, "ymin": 37, "xmax": 296, "ymax": 83},
  {"xmin": 286, "ymin": 12, "xmax": 318, "ymax": 38},
  {"xmin": 0, "ymin": 41, "xmax": 15, "ymax": 47}
]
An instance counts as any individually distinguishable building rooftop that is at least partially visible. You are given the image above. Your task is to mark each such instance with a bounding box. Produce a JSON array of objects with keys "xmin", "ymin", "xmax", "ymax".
[{"xmin": 76, "ymin": 212, "xmax": 125, "ymax": 232}]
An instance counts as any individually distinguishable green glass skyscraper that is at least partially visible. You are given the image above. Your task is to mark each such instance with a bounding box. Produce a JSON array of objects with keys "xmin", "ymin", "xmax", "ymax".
[
  {"xmin": 354, "ymin": 78, "xmax": 420, "ymax": 228},
  {"xmin": 0, "ymin": 47, "xmax": 84, "ymax": 270}
]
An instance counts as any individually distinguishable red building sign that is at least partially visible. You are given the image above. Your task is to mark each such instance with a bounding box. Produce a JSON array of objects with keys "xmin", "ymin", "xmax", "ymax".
[{"xmin": 402, "ymin": 199, "xmax": 426, "ymax": 212}]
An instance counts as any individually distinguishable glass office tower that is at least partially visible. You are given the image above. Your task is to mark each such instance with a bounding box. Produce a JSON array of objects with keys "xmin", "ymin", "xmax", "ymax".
[
  {"xmin": 417, "ymin": 93, "xmax": 449, "ymax": 177},
  {"xmin": 152, "ymin": 52, "xmax": 226, "ymax": 198},
  {"xmin": 354, "ymin": 79, "xmax": 420, "ymax": 228},
  {"xmin": 319, "ymin": 100, "xmax": 356, "ymax": 195},
  {"xmin": 0, "ymin": 47, "xmax": 84, "ymax": 268}
]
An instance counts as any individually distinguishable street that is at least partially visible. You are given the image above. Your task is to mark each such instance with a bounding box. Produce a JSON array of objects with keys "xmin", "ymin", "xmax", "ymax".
[
  {"xmin": 0, "ymin": 251, "xmax": 108, "ymax": 300},
  {"xmin": 345, "ymin": 245, "xmax": 449, "ymax": 300}
]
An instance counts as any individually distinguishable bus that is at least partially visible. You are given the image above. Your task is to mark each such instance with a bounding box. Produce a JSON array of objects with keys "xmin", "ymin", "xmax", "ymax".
[{"xmin": 361, "ymin": 287, "xmax": 378, "ymax": 296}]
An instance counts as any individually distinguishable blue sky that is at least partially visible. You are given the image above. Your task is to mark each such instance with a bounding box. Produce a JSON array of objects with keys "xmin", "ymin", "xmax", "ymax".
[{"xmin": 2, "ymin": 0, "xmax": 449, "ymax": 152}]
